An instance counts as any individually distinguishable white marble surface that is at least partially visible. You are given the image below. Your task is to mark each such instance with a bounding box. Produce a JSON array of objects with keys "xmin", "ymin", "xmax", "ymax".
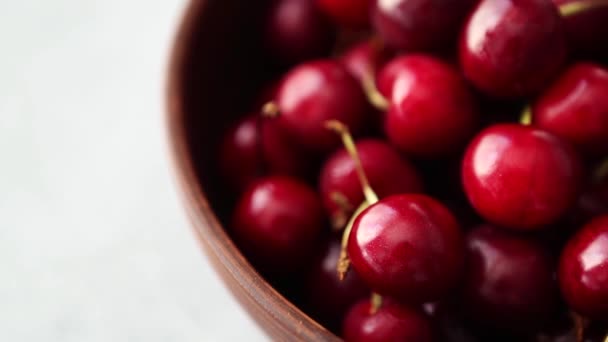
[{"xmin": 0, "ymin": 1, "xmax": 267, "ymax": 341}]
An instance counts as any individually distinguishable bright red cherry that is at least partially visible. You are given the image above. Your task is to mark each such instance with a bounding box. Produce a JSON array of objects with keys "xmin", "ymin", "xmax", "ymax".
[
  {"xmin": 371, "ymin": 0, "xmax": 475, "ymax": 51},
  {"xmin": 379, "ymin": 55, "xmax": 479, "ymax": 157},
  {"xmin": 231, "ymin": 176, "xmax": 325, "ymax": 276},
  {"xmin": 317, "ymin": 0, "xmax": 371, "ymax": 28},
  {"xmin": 342, "ymin": 298, "xmax": 434, "ymax": 342},
  {"xmin": 559, "ymin": 215, "xmax": 608, "ymax": 319},
  {"xmin": 460, "ymin": 0, "xmax": 567, "ymax": 98},
  {"xmin": 462, "ymin": 124, "xmax": 582, "ymax": 230},
  {"xmin": 553, "ymin": 0, "xmax": 608, "ymax": 60},
  {"xmin": 319, "ymin": 139, "xmax": 423, "ymax": 228},
  {"xmin": 304, "ymin": 240, "xmax": 369, "ymax": 331},
  {"xmin": 348, "ymin": 194, "xmax": 464, "ymax": 304},
  {"xmin": 459, "ymin": 225, "xmax": 558, "ymax": 332},
  {"xmin": 219, "ymin": 115, "xmax": 313, "ymax": 191},
  {"xmin": 532, "ymin": 63, "xmax": 608, "ymax": 157},
  {"xmin": 271, "ymin": 60, "xmax": 369, "ymax": 153},
  {"xmin": 340, "ymin": 40, "xmax": 393, "ymax": 86},
  {"xmin": 264, "ymin": 0, "xmax": 336, "ymax": 65}
]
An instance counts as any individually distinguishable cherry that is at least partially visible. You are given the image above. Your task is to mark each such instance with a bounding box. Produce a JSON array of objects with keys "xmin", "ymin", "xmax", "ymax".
[
  {"xmin": 462, "ymin": 124, "xmax": 582, "ymax": 230},
  {"xmin": 459, "ymin": 0, "xmax": 567, "ymax": 98},
  {"xmin": 319, "ymin": 138, "xmax": 423, "ymax": 228},
  {"xmin": 231, "ymin": 176, "xmax": 325, "ymax": 276},
  {"xmin": 219, "ymin": 114, "xmax": 313, "ymax": 191},
  {"xmin": 340, "ymin": 40, "xmax": 392, "ymax": 87},
  {"xmin": 559, "ymin": 215, "xmax": 608, "ymax": 319},
  {"xmin": 553, "ymin": 0, "xmax": 608, "ymax": 60},
  {"xmin": 459, "ymin": 225, "xmax": 558, "ymax": 332},
  {"xmin": 268, "ymin": 60, "xmax": 369, "ymax": 153},
  {"xmin": 532, "ymin": 62, "xmax": 608, "ymax": 158},
  {"xmin": 348, "ymin": 194, "xmax": 464, "ymax": 304},
  {"xmin": 379, "ymin": 55, "xmax": 479, "ymax": 157},
  {"xmin": 303, "ymin": 240, "xmax": 369, "ymax": 332},
  {"xmin": 575, "ymin": 177, "xmax": 608, "ymax": 225},
  {"xmin": 263, "ymin": 0, "xmax": 336, "ymax": 65},
  {"xmin": 316, "ymin": 0, "xmax": 371, "ymax": 29},
  {"xmin": 370, "ymin": 0, "xmax": 475, "ymax": 52},
  {"xmin": 342, "ymin": 298, "xmax": 434, "ymax": 342}
]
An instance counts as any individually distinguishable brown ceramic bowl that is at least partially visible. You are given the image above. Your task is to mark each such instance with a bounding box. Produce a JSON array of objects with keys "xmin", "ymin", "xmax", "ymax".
[{"xmin": 166, "ymin": 1, "xmax": 341, "ymax": 341}]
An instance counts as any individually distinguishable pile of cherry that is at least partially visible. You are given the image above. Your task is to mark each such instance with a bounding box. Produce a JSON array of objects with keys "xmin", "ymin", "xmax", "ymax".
[{"xmin": 218, "ymin": 0, "xmax": 608, "ymax": 341}]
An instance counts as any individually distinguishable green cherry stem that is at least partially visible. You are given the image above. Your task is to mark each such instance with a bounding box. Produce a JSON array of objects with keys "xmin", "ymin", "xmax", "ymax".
[
  {"xmin": 370, "ymin": 292, "xmax": 384, "ymax": 314},
  {"xmin": 559, "ymin": 0, "xmax": 608, "ymax": 16},
  {"xmin": 520, "ymin": 106, "xmax": 532, "ymax": 125}
]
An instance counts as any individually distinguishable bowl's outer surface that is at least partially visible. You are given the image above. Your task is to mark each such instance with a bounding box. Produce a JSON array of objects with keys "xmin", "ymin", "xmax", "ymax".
[{"xmin": 167, "ymin": 1, "xmax": 341, "ymax": 341}]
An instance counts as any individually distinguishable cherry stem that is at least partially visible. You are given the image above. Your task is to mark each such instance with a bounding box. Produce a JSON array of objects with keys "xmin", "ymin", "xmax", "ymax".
[
  {"xmin": 330, "ymin": 192, "xmax": 355, "ymax": 231},
  {"xmin": 325, "ymin": 120, "xmax": 380, "ymax": 204},
  {"xmin": 559, "ymin": 0, "xmax": 608, "ymax": 16},
  {"xmin": 370, "ymin": 292, "xmax": 383, "ymax": 315},
  {"xmin": 520, "ymin": 106, "xmax": 532, "ymax": 125},
  {"xmin": 571, "ymin": 312, "xmax": 587, "ymax": 342},
  {"xmin": 604, "ymin": 334, "xmax": 608, "ymax": 342},
  {"xmin": 593, "ymin": 158, "xmax": 608, "ymax": 184},
  {"xmin": 337, "ymin": 200, "xmax": 370, "ymax": 280},
  {"xmin": 262, "ymin": 101, "xmax": 280, "ymax": 118}
]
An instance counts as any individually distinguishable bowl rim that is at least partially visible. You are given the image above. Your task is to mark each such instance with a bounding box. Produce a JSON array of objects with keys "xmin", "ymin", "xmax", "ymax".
[{"xmin": 165, "ymin": 1, "xmax": 341, "ymax": 340}]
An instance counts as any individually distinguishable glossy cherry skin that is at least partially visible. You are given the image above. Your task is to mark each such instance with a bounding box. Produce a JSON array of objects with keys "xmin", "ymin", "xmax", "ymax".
[
  {"xmin": 371, "ymin": 0, "xmax": 475, "ymax": 51},
  {"xmin": 342, "ymin": 298, "xmax": 434, "ymax": 342},
  {"xmin": 459, "ymin": 225, "xmax": 558, "ymax": 332},
  {"xmin": 219, "ymin": 114, "xmax": 313, "ymax": 191},
  {"xmin": 340, "ymin": 40, "xmax": 393, "ymax": 86},
  {"xmin": 460, "ymin": 0, "xmax": 567, "ymax": 98},
  {"xmin": 462, "ymin": 124, "xmax": 582, "ymax": 230},
  {"xmin": 275, "ymin": 60, "xmax": 369, "ymax": 153},
  {"xmin": 348, "ymin": 194, "xmax": 464, "ymax": 304},
  {"xmin": 231, "ymin": 176, "xmax": 325, "ymax": 276},
  {"xmin": 264, "ymin": 0, "xmax": 336, "ymax": 65},
  {"xmin": 553, "ymin": 0, "xmax": 608, "ymax": 60},
  {"xmin": 304, "ymin": 240, "xmax": 369, "ymax": 332},
  {"xmin": 559, "ymin": 215, "xmax": 608, "ymax": 319},
  {"xmin": 319, "ymin": 139, "xmax": 423, "ymax": 226},
  {"xmin": 532, "ymin": 63, "xmax": 608, "ymax": 157},
  {"xmin": 380, "ymin": 55, "xmax": 479, "ymax": 157},
  {"xmin": 317, "ymin": 0, "xmax": 370, "ymax": 28}
]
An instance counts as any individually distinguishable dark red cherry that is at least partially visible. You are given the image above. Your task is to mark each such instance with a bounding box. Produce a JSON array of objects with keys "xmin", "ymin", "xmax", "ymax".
[
  {"xmin": 460, "ymin": 0, "xmax": 567, "ymax": 98},
  {"xmin": 459, "ymin": 225, "xmax": 558, "ymax": 332},
  {"xmin": 559, "ymin": 215, "xmax": 608, "ymax": 319},
  {"xmin": 317, "ymin": 0, "xmax": 371, "ymax": 28},
  {"xmin": 304, "ymin": 240, "xmax": 369, "ymax": 331},
  {"xmin": 348, "ymin": 194, "xmax": 464, "ymax": 304},
  {"xmin": 231, "ymin": 176, "xmax": 325, "ymax": 276},
  {"xmin": 553, "ymin": 0, "xmax": 608, "ymax": 60},
  {"xmin": 371, "ymin": 0, "xmax": 475, "ymax": 51},
  {"xmin": 380, "ymin": 55, "xmax": 479, "ymax": 157},
  {"xmin": 462, "ymin": 124, "xmax": 582, "ymax": 230},
  {"xmin": 342, "ymin": 298, "xmax": 434, "ymax": 342},
  {"xmin": 340, "ymin": 40, "xmax": 393, "ymax": 86},
  {"xmin": 219, "ymin": 115, "xmax": 313, "ymax": 191},
  {"xmin": 319, "ymin": 139, "xmax": 423, "ymax": 227},
  {"xmin": 264, "ymin": 0, "xmax": 336, "ymax": 65},
  {"xmin": 273, "ymin": 60, "xmax": 369, "ymax": 153},
  {"xmin": 532, "ymin": 63, "xmax": 608, "ymax": 157}
]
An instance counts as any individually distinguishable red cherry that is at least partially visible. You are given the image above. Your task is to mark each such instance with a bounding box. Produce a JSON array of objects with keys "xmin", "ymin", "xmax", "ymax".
[
  {"xmin": 348, "ymin": 194, "xmax": 464, "ymax": 304},
  {"xmin": 342, "ymin": 298, "xmax": 434, "ymax": 342},
  {"xmin": 559, "ymin": 215, "xmax": 608, "ymax": 319},
  {"xmin": 460, "ymin": 0, "xmax": 567, "ymax": 98},
  {"xmin": 553, "ymin": 0, "xmax": 608, "ymax": 60},
  {"xmin": 319, "ymin": 139, "xmax": 422, "ymax": 228},
  {"xmin": 370, "ymin": 0, "xmax": 475, "ymax": 51},
  {"xmin": 304, "ymin": 240, "xmax": 369, "ymax": 332},
  {"xmin": 231, "ymin": 176, "xmax": 325, "ymax": 276},
  {"xmin": 272, "ymin": 60, "xmax": 369, "ymax": 153},
  {"xmin": 316, "ymin": 0, "xmax": 371, "ymax": 28},
  {"xmin": 340, "ymin": 40, "xmax": 393, "ymax": 86},
  {"xmin": 380, "ymin": 55, "xmax": 479, "ymax": 157},
  {"xmin": 532, "ymin": 63, "xmax": 608, "ymax": 157},
  {"xmin": 459, "ymin": 225, "xmax": 558, "ymax": 332},
  {"xmin": 264, "ymin": 0, "xmax": 336, "ymax": 65},
  {"xmin": 462, "ymin": 124, "xmax": 582, "ymax": 230},
  {"xmin": 219, "ymin": 115, "xmax": 313, "ymax": 191}
]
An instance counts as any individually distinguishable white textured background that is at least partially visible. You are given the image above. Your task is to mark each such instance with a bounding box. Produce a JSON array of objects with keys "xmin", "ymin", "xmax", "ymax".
[{"xmin": 0, "ymin": 1, "xmax": 267, "ymax": 341}]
